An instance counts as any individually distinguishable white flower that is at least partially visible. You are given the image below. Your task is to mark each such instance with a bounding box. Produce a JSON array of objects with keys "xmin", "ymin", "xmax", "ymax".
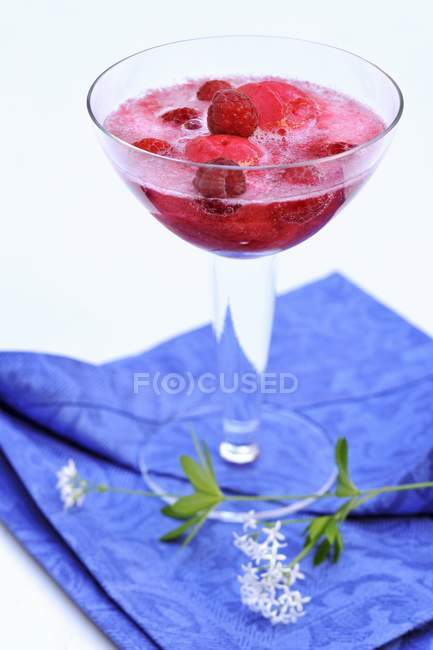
[
  {"xmin": 235, "ymin": 518, "xmax": 311, "ymax": 625},
  {"xmin": 233, "ymin": 532, "xmax": 268, "ymax": 564},
  {"xmin": 284, "ymin": 562, "xmax": 305, "ymax": 586},
  {"xmin": 56, "ymin": 459, "xmax": 87, "ymax": 510},
  {"xmin": 243, "ymin": 510, "xmax": 258, "ymax": 532},
  {"xmin": 262, "ymin": 521, "xmax": 285, "ymax": 544},
  {"xmin": 262, "ymin": 544, "xmax": 287, "ymax": 565},
  {"xmin": 249, "ymin": 542, "xmax": 271, "ymax": 565},
  {"xmin": 261, "ymin": 561, "xmax": 285, "ymax": 585}
]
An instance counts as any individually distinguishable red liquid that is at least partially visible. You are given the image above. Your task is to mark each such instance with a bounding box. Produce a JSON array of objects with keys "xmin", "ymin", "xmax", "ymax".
[{"xmin": 105, "ymin": 78, "xmax": 384, "ymax": 255}]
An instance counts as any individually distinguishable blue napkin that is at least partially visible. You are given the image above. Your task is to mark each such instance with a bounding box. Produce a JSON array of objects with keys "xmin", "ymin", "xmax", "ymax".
[{"xmin": 1, "ymin": 273, "xmax": 433, "ymax": 650}]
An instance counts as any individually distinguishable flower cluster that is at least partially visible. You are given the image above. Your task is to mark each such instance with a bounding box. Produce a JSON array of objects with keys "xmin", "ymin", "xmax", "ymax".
[
  {"xmin": 56, "ymin": 459, "xmax": 88, "ymax": 510},
  {"xmin": 234, "ymin": 512, "xmax": 310, "ymax": 624}
]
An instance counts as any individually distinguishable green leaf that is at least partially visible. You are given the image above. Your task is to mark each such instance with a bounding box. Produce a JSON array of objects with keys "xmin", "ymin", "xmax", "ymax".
[
  {"xmin": 313, "ymin": 539, "xmax": 331, "ymax": 566},
  {"xmin": 323, "ymin": 519, "xmax": 339, "ymax": 545},
  {"xmin": 335, "ymin": 482, "xmax": 359, "ymax": 497},
  {"xmin": 333, "ymin": 530, "xmax": 344, "ymax": 563},
  {"xmin": 160, "ymin": 515, "xmax": 201, "ymax": 542},
  {"xmin": 182, "ymin": 509, "xmax": 211, "ymax": 547},
  {"xmin": 191, "ymin": 430, "xmax": 206, "ymax": 466},
  {"xmin": 335, "ymin": 438, "xmax": 349, "ymax": 474},
  {"xmin": 202, "ymin": 441, "xmax": 217, "ymax": 483},
  {"xmin": 335, "ymin": 437, "xmax": 360, "ymax": 496},
  {"xmin": 161, "ymin": 507, "xmax": 213, "ymax": 545},
  {"xmin": 307, "ymin": 516, "xmax": 330, "ymax": 543},
  {"xmin": 187, "ymin": 434, "xmax": 221, "ymax": 496},
  {"xmin": 336, "ymin": 497, "xmax": 358, "ymax": 521},
  {"xmin": 324, "ymin": 519, "xmax": 344, "ymax": 563},
  {"xmin": 168, "ymin": 492, "xmax": 221, "ymax": 518},
  {"xmin": 161, "ymin": 504, "xmax": 190, "ymax": 520},
  {"xmin": 180, "ymin": 455, "xmax": 215, "ymax": 494}
]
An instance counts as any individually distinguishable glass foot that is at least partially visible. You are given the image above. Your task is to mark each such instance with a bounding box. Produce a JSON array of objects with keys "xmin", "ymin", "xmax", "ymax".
[
  {"xmin": 139, "ymin": 404, "xmax": 336, "ymax": 523},
  {"xmin": 219, "ymin": 440, "xmax": 260, "ymax": 464}
]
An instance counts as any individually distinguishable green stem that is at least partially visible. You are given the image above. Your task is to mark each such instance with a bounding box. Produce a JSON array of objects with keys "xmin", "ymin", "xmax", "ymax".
[
  {"xmin": 289, "ymin": 542, "xmax": 315, "ymax": 568},
  {"xmin": 367, "ymin": 481, "xmax": 433, "ymax": 495},
  {"xmin": 285, "ymin": 482, "xmax": 423, "ymax": 568},
  {"xmin": 87, "ymin": 480, "xmax": 433, "ymax": 506},
  {"xmin": 224, "ymin": 480, "xmax": 433, "ymax": 504},
  {"xmin": 89, "ymin": 484, "xmax": 178, "ymax": 499},
  {"xmin": 225, "ymin": 492, "xmax": 333, "ymax": 502},
  {"xmin": 265, "ymin": 518, "xmax": 312, "ymax": 526}
]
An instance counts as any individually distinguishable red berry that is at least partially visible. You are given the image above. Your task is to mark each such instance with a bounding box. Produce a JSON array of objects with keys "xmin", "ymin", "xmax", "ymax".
[
  {"xmin": 161, "ymin": 107, "xmax": 200, "ymax": 125},
  {"xmin": 185, "ymin": 134, "xmax": 261, "ymax": 166},
  {"xmin": 133, "ymin": 137, "xmax": 174, "ymax": 156},
  {"xmin": 183, "ymin": 118, "xmax": 202, "ymax": 130},
  {"xmin": 207, "ymin": 90, "xmax": 258, "ymax": 138},
  {"xmin": 309, "ymin": 141, "xmax": 356, "ymax": 159},
  {"xmin": 238, "ymin": 80, "xmax": 317, "ymax": 131},
  {"xmin": 193, "ymin": 158, "xmax": 246, "ymax": 198},
  {"xmin": 197, "ymin": 79, "xmax": 232, "ymax": 101},
  {"xmin": 197, "ymin": 199, "xmax": 241, "ymax": 216},
  {"xmin": 283, "ymin": 165, "xmax": 320, "ymax": 186},
  {"xmin": 271, "ymin": 190, "xmax": 344, "ymax": 225}
]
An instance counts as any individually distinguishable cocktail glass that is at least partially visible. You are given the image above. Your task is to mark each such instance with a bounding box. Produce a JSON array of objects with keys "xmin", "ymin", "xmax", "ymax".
[{"xmin": 87, "ymin": 36, "xmax": 403, "ymax": 521}]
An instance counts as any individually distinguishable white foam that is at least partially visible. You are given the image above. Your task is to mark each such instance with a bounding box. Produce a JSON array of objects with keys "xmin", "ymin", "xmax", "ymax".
[{"xmin": 104, "ymin": 76, "xmax": 384, "ymax": 200}]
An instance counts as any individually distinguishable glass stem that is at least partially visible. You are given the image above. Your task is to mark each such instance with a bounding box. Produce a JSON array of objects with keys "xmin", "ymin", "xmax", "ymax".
[{"xmin": 212, "ymin": 254, "xmax": 276, "ymax": 464}]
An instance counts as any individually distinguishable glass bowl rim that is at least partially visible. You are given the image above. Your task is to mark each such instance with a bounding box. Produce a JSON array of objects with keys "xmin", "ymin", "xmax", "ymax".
[{"xmin": 86, "ymin": 34, "xmax": 404, "ymax": 172}]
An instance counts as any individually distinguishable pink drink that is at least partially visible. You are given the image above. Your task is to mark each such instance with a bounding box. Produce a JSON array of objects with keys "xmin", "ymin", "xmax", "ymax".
[{"xmin": 105, "ymin": 77, "xmax": 384, "ymax": 255}]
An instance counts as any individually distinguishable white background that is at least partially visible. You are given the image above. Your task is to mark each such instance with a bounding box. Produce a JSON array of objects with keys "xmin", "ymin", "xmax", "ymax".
[{"xmin": 0, "ymin": 1, "xmax": 432, "ymax": 647}]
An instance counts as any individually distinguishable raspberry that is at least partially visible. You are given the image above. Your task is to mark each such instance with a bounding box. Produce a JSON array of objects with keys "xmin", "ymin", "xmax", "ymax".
[
  {"xmin": 161, "ymin": 107, "xmax": 200, "ymax": 125},
  {"xmin": 197, "ymin": 79, "xmax": 232, "ymax": 101},
  {"xmin": 207, "ymin": 90, "xmax": 258, "ymax": 137},
  {"xmin": 133, "ymin": 137, "xmax": 174, "ymax": 156},
  {"xmin": 238, "ymin": 80, "xmax": 317, "ymax": 131},
  {"xmin": 271, "ymin": 190, "xmax": 343, "ymax": 225},
  {"xmin": 283, "ymin": 165, "xmax": 320, "ymax": 186},
  {"xmin": 183, "ymin": 118, "xmax": 202, "ymax": 130},
  {"xmin": 185, "ymin": 134, "xmax": 261, "ymax": 166},
  {"xmin": 309, "ymin": 141, "xmax": 356, "ymax": 159},
  {"xmin": 193, "ymin": 158, "xmax": 246, "ymax": 198},
  {"xmin": 197, "ymin": 199, "xmax": 241, "ymax": 216}
]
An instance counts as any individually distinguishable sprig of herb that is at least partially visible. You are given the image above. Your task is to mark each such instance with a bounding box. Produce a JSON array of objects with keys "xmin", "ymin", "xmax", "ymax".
[
  {"xmin": 158, "ymin": 435, "xmax": 433, "ymax": 565},
  {"xmin": 58, "ymin": 436, "xmax": 433, "ymax": 562},
  {"xmin": 160, "ymin": 433, "xmax": 223, "ymax": 545},
  {"xmin": 293, "ymin": 438, "xmax": 361, "ymax": 567}
]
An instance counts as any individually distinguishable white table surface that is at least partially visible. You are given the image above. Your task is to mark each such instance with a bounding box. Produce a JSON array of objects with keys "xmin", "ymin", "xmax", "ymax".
[{"xmin": 1, "ymin": 0, "xmax": 432, "ymax": 647}]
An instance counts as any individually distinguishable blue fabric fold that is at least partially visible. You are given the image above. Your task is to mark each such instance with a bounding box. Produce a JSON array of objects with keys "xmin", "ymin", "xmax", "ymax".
[{"xmin": 1, "ymin": 273, "xmax": 433, "ymax": 649}]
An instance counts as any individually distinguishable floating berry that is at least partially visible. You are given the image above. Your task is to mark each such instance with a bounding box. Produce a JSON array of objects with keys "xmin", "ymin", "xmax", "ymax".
[
  {"xmin": 183, "ymin": 118, "xmax": 202, "ymax": 130},
  {"xmin": 197, "ymin": 79, "xmax": 232, "ymax": 101},
  {"xmin": 133, "ymin": 137, "xmax": 174, "ymax": 156},
  {"xmin": 161, "ymin": 107, "xmax": 200, "ymax": 125},
  {"xmin": 193, "ymin": 158, "xmax": 246, "ymax": 198},
  {"xmin": 186, "ymin": 134, "xmax": 261, "ymax": 166},
  {"xmin": 207, "ymin": 90, "xmax": 258, "ymax": 138},
  {"xmin": 271, "ymin": 190, "xmax": 344, "ymax": 225},
  {"xmin": 238, "ymin": 80, "xmax": 317, "ymax": 131},
  {"xmin": 309, "ymin": 141, "xmax": 356, "ymax": 159},
  {"xmin": 283, "ymin": 165, "xmax": 320, "ymax": 186},
  {"xmin": 197, "ymin": 199, "xmax": 241, "ymax": 216}
]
